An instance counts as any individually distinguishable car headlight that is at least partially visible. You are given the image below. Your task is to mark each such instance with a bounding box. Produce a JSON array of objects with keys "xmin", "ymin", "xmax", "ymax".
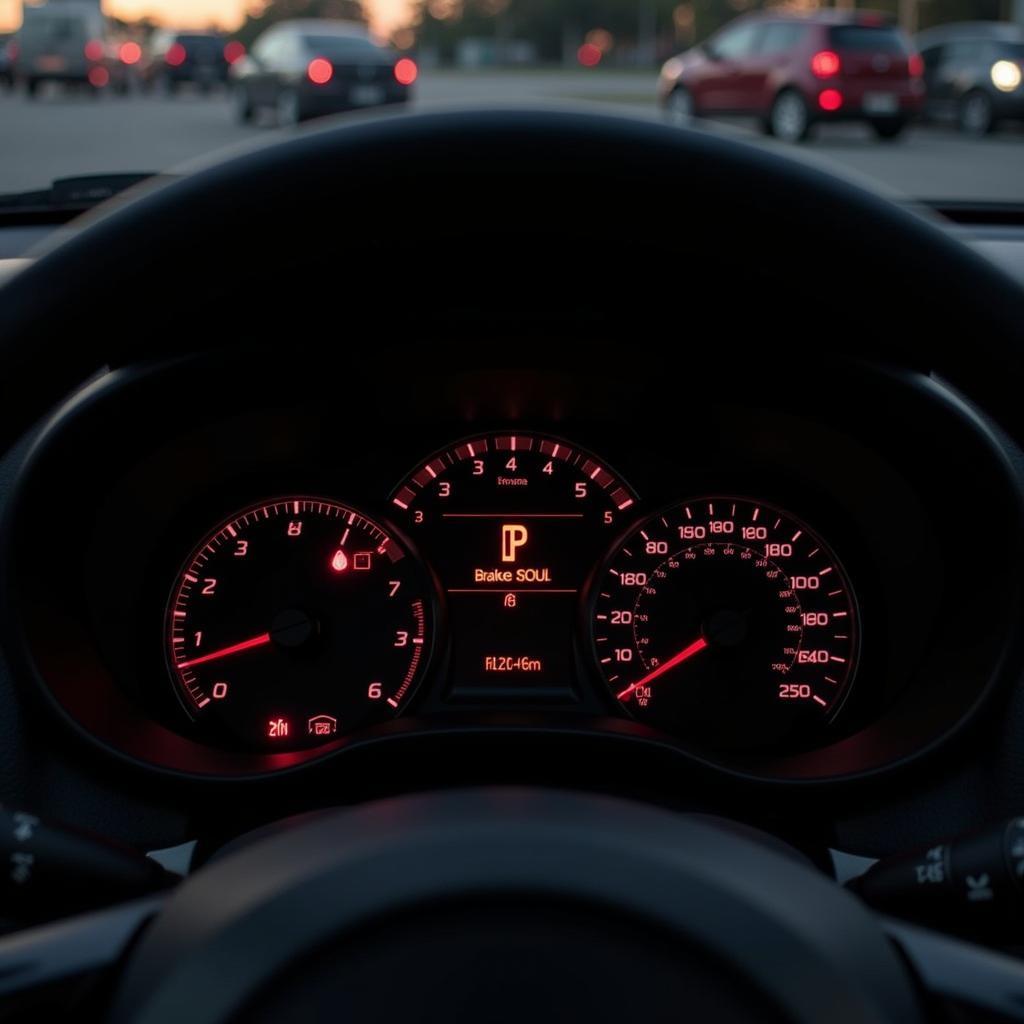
[
  {"xmin": 991, "ymin": 60, "xmax": 1022, "ymax": 92},
  {"xmin": 661, "ymin": 57, "xmax": 684, "ymax": 80}
]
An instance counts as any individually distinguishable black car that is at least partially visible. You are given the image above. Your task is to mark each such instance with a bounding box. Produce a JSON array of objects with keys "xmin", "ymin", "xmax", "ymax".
[
  {"xmin": 915, "ymin": 21, "xmax": 1024, "ymax": 134},
  {"xmin": 231, "ymin": 20, "xmax": 416, "ymax": 125},
  {"xmin": 142, "ymin": 30, "xmax": 232, "ymax": 93}
]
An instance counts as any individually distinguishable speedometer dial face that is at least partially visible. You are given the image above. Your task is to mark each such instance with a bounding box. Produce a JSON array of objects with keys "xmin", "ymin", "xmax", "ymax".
[
  {"xmin": 393, "ymin": 433, "xmax": 636, "ymax": 695},
  {"xmin": 592, "ymin": 498, "xmax": 858, "ymax": 749},
  {"xmin": 167, "ymin": 498, "xmax": 433, "ymax": 751}
]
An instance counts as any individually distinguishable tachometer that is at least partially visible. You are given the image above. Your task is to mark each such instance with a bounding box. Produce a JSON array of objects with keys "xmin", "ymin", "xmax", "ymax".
[
  {"xmin": 393, "ymin": 433, "xmax": 636, "ymax": 696},
  {"xmin": 166, "ymin": 498, "xmax": 433, "ymax": 750},
  {"xmin": 592, "ymin": 497, "xmax": 858, "ymax": 749}
]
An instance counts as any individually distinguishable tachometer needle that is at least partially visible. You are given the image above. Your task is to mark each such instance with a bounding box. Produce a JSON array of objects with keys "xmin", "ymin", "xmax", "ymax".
[
  {"xmin": 176, "ymin": 632, "xmax": 272, "ymax": 670},
  {"xmin": 617, "ymin": 636, "xmax": 709, "ymax": 702}
]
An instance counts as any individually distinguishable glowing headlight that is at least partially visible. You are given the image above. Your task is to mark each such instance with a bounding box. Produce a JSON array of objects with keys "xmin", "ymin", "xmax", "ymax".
[{"xmin": 991, "ymin": 60, "xmax": 1022, "ymax": 92}]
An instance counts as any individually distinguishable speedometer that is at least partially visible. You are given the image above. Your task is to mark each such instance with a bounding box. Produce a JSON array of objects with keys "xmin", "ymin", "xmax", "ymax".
[{"xmin": 591, "ymin": 497, "xmax": 858, "ymax": 749}]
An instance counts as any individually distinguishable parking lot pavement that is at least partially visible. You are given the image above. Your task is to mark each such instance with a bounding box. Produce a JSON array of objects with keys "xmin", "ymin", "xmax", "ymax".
[{"xmin": 1, "ymin": 70, "xmax": 1022, "ymax": 200}]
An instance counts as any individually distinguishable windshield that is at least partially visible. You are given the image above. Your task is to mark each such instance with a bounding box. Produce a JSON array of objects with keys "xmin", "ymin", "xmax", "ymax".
[{"xmin": 1, "ymin": 0, "xmax": 1023, "ymax": 203}]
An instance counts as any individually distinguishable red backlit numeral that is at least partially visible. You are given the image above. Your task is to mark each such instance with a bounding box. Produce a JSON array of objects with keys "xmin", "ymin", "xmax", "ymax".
[
  {"xmin": 779, "ymin": 684, "xmax": 812, "ymax": 699},
  {"xmin": 603, "ymin": 511, "xmax": 614, "ymax": 525},
  {"xmin": 212, "ymin": 682, "xmax": 228, "ymax": 700},
  {"xmin": 234, "ymin": 540, "xmax": 249, "ymax": 557},
  {"xmin": 473, "ymin": 460, "xmax": 484, "ymax": 476},
  {"xmin": 438, "ymin": 482, "xmax": 451, "ymax": 498},
  {"xmin": 202, "ymin": 578, "xmax": 217, "ymax": 595},
  {"xmin": 610, "ymin": 610, "xmax": 633, "ymax": 624},
  {"xmin": 368, "ymin": 682, "xmax": 382, "ymax": 699},
  {"xmin": 614, "ymin": 648, "xmax": 633, "ymax": 662},
  {"xmin": 542, "ymin": 461, "xmax": 554, "ymax": 475},
  {"xmin": 505, "ymin": 457, "xmax": 517, "ymax": 472},
  {"xmin": 287, "ymin": 521, "xmax": 302, "ymax": 537},
  {"xmin": 802, "ymin": 612, "xmax": 829, "ymax": 626},
  {"xmin": 709, "ymin": 520, "xmax": 734, "ymax": 534},
  {"xmin": 797, "ymin": 650, "xmax": 830, "ymax": 664},
  {"xmin": 267, "ymin": 718, "xmax": 289, "ymax": 738},
  {"xmin": 394, "ymin": 631, "xmax": 409, "ymax": 647},
  {"xmin": 193, "ymin": 631, "xmax": 203, "ymax": 647},
  {"xmin": 679, "ymin": 526, "xmax": 706, "ymax": 539},
  {"xmin": 574, "ymin": 482, "xmax": 588, "ymax": 499},
  {"xmin": 645, "ymin": 541, "xmax": 668, "ymax": 555},
  {"xmin": 388, "ymin": 580, "xmax": 401, "ymax": 597},
  {"xmin": 765, "ymin": 543, "xmax": 793, "ymax": 557},
  {"xmin": 620, "ymin": 572, "xmax": 647, "ymax": 586},
  {"xmin": 742, "ymin": 526, "xmax": 767, "ymax": 540},
  {"xmin": 791, "ymin": 575, "xmax": 820, "ymax": 589}
]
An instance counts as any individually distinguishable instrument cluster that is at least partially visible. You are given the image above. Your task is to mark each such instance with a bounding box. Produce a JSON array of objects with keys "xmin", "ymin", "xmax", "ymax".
[{"xmin": 3, "ymin": 355, "xmax": 1022, "ymax": 787}]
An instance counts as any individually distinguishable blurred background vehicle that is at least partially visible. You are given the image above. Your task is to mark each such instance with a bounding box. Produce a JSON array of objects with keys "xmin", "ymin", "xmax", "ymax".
[
  {"xmin": 657, "ymin": 11, "xmax": 924, "ymax": 143},
  {"xmin": 231, "ymin": 19, "xmax": 415, "ymax": 125},
  {"xmin": 12, "ymin": 0, "xmax": 126, "ymax": 96},
  {"xmin": 0, "ymin": 33, "xmax": 14, "ymax": 89},
  {"xmin": 915, "ymin": 21, "xmax": 1024, "ymax": 135},
  {"xmin": 140, "ymin": 29, "xmax": 240, "ymax": 93}
]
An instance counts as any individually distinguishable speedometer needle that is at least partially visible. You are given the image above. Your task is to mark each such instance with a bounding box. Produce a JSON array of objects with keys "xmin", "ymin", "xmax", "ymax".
[
  {"xmin": 176, "ymin": 632, "xmax": 272, "ymax": 670},
  {"xmin": 617, "ymin": 636, "xmax": 709, "ymax": 702}
]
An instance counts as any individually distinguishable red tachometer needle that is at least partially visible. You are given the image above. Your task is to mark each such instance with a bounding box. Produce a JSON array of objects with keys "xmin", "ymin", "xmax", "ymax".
[
  {"xmin": 176, "ymin": 632, "xmax": 272, "ymax": 670},
  {"xmin": 617, "ymin": 636, "xmax": 709, "ymax": 702}
]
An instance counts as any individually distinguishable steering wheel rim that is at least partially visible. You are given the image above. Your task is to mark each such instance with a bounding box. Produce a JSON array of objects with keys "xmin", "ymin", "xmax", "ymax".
[
  {"xmin": 0, "ymin": 107, "xmax": 1021, "ymax": 454},
  {"xmin": 107, "ymin": 788, "xmax": 922, "ymax": 1024}
]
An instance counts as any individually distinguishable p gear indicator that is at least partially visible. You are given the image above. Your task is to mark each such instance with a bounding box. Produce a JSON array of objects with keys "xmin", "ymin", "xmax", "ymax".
[{"xmin": 392, "ymin": 434, "xmax": 637, "ymax": 694}]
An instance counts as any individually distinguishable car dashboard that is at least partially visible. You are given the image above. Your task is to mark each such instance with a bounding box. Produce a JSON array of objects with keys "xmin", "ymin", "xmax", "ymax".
[{"xmin": 1, "ymin": 349, "xmax": 1022, "ymax": 865}]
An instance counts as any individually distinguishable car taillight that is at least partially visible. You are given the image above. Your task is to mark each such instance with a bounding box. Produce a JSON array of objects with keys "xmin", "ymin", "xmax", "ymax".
[
  {"xmin": 84, "ymin": 39, "xmax": 104, "ymax": 62},
  {"xmin": 307, "ymin": 57, "xmax": 333, "ymax": 84},
  {"xmin": 394, "ymin": 57, "xmax": 417, "ymax": 85},
  {"xmin": 818, "ymin": 88, "xmax": 843, "ymax": 111},
  {"xmin": 87, "ymin": 65, "xmax": 109, "ymax": 86},
  {"xmin": 811, "ymin": 50, "xmax": 840, "ymax": 78},
  {"xmin": 165, "ymin": 42, "xmax": 186, "ymax": 66},
  {"xmin": 119, "ymin": 41, "xmax": 141, "ymax": 65},
  {"xmin": 908, "ymin": 53, "xmax": 923, "ymax": 77},
  {"xmin": 224, "ymin": 40, "xmax": 245, "ymax": 64}
]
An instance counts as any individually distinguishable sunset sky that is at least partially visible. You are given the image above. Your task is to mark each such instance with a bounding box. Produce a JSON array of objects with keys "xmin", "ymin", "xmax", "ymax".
[{"xmin": 1, "ymin": 0, "xmax": 409, "ymax": 35}]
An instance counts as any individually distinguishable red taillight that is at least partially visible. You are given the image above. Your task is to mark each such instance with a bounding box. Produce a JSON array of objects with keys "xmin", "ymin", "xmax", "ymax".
[
  {"xmin": 119, "ymin": 41, "xmax": 141, "ymax": 65},
  {"xmin": 394, "ymin": 56, "xmax": 417, "ymax": 85},
  {"xmin": 577, "ymin": 42, "xmax": 602, "ymax": 67},
  {"xmin": 165, "ymin": 42, "xmax": 186, "ymax": 66},
  {"xmin": 811, "ymin": 50, "xmax": 840, "ymax": 78},
  {"xmin": 908, "ymin": 52, "xmax": 923, "ymax": 77},
  {"xmin": 307, "ymin": 57, "xmax": 332, "ymax": 84},
  {"xmin": 224, "ymin": 40, "xmax": 245, "ymax": 64},
  {"xmin": 84, "ymin": 39, "xmax": 104, "ymax": 62},
  {"xmin": 818, "ymin": 88, "xmax": 843, "ymax": 111},
  {"xmin": 87, "ymin": 65, "xmax": 109, "ymax": 86}
]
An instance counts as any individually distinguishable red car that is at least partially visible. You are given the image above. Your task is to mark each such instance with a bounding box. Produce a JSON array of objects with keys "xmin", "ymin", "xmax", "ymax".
[{"xmin": 658, "ymin": 12, "xmax": 925, "ymax": 142}]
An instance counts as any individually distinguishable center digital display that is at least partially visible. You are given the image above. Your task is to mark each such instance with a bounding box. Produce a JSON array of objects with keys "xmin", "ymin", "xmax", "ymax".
[{"xmin": 391, "ymin": 433, "xmax": 636, "ymax": 695}]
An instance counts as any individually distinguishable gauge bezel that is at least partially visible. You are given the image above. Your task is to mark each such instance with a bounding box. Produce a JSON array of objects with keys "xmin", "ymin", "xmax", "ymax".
[
  {"xmin": 588, "ymin": 495, "xmax": 863, "ymax": 752},
  {"xmin": 162, "ymin": 495, "xmax": 438, "ymax": 750}
]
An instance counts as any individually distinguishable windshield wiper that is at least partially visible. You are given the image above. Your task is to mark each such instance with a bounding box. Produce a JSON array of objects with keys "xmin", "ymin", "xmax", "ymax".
[{"xmin": 0, "ymin": 174, "xmax": 166, "ymax": 225}]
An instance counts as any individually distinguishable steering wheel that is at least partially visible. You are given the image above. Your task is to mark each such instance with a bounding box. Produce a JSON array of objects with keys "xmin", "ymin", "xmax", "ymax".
[{"xmin": 0, "ymin": 110, "xmax": 1022, "ymax": 1022}]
